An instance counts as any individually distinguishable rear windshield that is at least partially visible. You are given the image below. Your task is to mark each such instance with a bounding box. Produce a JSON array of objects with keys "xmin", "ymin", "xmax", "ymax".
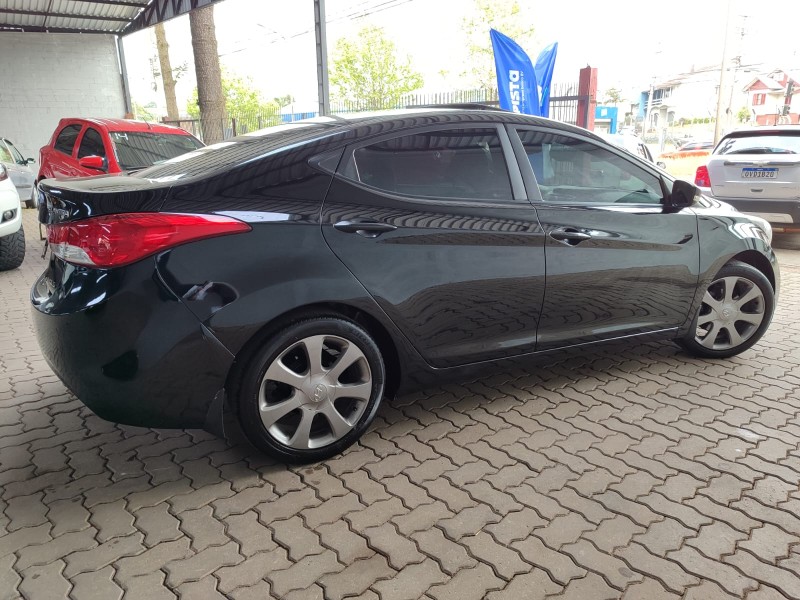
[
  {"xmin": 134, "ymin": 121, "xmax": 347, "ymax": 182},
  {"xmin": 109, "ymin": 131, "xmax": 204, "ymax": 170},
  {"xmin": 716, "ymin": 133, "xmax": 800, "ymax": 155}
]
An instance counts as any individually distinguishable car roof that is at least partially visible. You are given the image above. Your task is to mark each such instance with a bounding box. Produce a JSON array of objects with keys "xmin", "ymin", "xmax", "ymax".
[
  {"xmin": 249, "ymin": 108, "xmax": 606, "ymax": 142},
  {"xmin": 722, "ymin": 125, "xmax": 800, "ymax": 137},
  {"xmin": 58, "ymin": 117, "xmax": 193, "ymax": 135}
]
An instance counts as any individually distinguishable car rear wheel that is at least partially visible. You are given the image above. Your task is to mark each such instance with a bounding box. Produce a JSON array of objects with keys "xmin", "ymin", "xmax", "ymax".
[
  {"xmin": 678, "ymin": 261, "xmax": 774, "ymax": 358},
  {"xmin": 235, "ymin": 317, "xmax": 385, "ymax": 463},
  {"xmin": 25, "ymin": 185, "xmax": 37, "ymax": 209}
]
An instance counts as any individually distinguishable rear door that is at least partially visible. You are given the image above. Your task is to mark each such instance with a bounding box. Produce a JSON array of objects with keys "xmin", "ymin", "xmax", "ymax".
[
  {"xmin": 510, "ymin": 126, "xmax": 700, "ymax": 351},
  {"xmin": 321, "ymin": 124, "xmax": 547, "ymax": 368},
  {"xmin": 708, "ymin": 131, "xmax": 800, "ymax": 201},
  {"xmin": 47, "ymin": 124, "xmax": 84, "ymax": 178}
]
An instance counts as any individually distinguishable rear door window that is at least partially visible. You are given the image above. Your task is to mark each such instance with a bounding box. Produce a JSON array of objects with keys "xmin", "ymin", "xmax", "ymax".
[
  {"xmin": 5, "ymin": 140, "xmax": 25, "ymax": 164},
  {"xmin": 54, "ymin": 125, "xmax": 83, "ymax": 155},
  {"xmin": 343, "ymin": 127, "xmax": 514, "ymax": 201},
  {"xmin": 0, "ymin": 141, "xmax": 11, "ymax": 163},
  {"xmin": 77, "ymin": 128, "xmax": 107, "ymax": 159}
]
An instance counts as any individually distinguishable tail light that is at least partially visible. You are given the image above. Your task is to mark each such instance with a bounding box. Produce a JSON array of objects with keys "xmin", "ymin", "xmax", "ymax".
[
  {"xmin": 46, "ymin": 212, "xmax": 251, "ymax": 268},
  {"xmin": 695, "ymin": 165, "xmax": 711, "ymax": 188},
  {"xmin": 0, "ymin": 164, "xmax": 7, "ymax": 181}
]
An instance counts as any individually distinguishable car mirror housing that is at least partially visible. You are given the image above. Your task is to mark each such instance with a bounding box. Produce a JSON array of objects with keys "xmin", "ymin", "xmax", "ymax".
[
  {"xmin": 664, "ymin": 179, "xmax": 697, "ymax": 213},
  {"xmin": 26, "ymin": 157, "xmax": 35, "ymax": 165},
  {"xmin": 78, "ymin": 156, "xmax": 106, "ymax": 171}
]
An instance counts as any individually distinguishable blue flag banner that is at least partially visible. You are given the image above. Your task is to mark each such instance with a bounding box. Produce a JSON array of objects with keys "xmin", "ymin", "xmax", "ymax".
[
  {"xmin": 534, "ymin": 42, "xmax": 558, "ymax": 117},
  {"xmin": 490, "ymin": 29, "xmax": 540, "ymax": 116}
]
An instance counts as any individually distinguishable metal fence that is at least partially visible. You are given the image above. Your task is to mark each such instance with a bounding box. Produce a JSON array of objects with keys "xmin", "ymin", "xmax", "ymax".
[{"xmin": 165, "ymin": 80, "xmax": 594, "ymax": 143}]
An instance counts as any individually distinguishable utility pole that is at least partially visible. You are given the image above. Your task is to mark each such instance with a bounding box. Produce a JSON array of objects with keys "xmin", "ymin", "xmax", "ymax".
[{"xmin": 713, "ymin": 0, "xmax": 733, "ymax": 144}]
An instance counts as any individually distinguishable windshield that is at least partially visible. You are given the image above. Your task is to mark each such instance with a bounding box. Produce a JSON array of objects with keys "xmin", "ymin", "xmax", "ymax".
[
  {"xmin": 109, "ymin": 131, "xmax": 204, "ymax": 170},
  {"xmin": 717, "ymin": 133, "xmax": 800, "ymax": 155}
]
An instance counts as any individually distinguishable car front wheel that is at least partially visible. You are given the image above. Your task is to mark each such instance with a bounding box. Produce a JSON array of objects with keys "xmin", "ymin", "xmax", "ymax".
[
  {"xmin": 678, "ymin": 261, "xmax": 774, "ymax": 358},
  {"xmin": 235, "ymin": 317, "xmax": 385, "ymax": 463}
]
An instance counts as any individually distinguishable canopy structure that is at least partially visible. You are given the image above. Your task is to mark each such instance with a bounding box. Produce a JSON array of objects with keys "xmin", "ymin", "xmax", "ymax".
[{"xmin": 0, "ymin": 0, "xmax": 222, "ymax": 36}]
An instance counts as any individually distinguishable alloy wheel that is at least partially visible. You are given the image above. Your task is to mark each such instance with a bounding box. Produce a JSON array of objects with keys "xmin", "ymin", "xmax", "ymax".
[
  {"xmin": 694, "ymin": 276, "xmax": 765, "ymax": 351},
  {"xmin": 257, "ymin": 334, "xmax": 372, "ymax": 449}
]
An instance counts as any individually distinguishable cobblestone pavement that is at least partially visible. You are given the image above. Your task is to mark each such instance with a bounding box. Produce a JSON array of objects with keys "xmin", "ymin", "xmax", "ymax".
[{"xmin": 3, "ymin": 210, "xmax": 800, "ymax": 600}]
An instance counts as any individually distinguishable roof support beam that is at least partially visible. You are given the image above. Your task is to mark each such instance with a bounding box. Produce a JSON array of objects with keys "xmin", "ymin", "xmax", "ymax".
[
  {"xmin": 122, "ymin": 0, "xmax": 221, "ymax": 35},
  {"xmin": 74, "ymin": 0, "xmax": 148, "ymax": 7},
  {"xmin": 0, "ymin": 8, "xmax": 131, "ymax": 23}
]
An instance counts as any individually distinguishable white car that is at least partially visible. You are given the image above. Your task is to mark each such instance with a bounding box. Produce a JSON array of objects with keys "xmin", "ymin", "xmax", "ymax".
[
  {"xmin": 0, "ymin": 163, "xmax": 25, "ymax": 270},
  {"xmin": 696, "ymin": 126, "xmax": 800, "ymax": 233},
  {"xmin": 0, "ymin": 137, "xmax": 36, "ymax": 208},
  {"xmin": 599, "ymin": 133, "xmax": 655, "ymax": 163}
]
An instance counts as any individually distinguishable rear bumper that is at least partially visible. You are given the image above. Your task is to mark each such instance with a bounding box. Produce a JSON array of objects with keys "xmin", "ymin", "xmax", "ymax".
[
  {"xmin": 700, "ymin": 189, "xmax": 800, "ymax": 230},
  {"xmin": 31, "ymin": 256, "xmax": 234, "ymax": 428}
]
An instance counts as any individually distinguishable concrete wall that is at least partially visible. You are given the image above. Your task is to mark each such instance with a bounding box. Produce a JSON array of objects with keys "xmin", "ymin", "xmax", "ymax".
[{"xmin": 0, "ymin": 33, "xmax": 126, "ymax": 163}]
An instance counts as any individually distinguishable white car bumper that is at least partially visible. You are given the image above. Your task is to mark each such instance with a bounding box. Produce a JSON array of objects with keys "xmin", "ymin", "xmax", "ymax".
[{"xmin": 0, "ymin": 185, "xmax": 22, "ymax": 238}]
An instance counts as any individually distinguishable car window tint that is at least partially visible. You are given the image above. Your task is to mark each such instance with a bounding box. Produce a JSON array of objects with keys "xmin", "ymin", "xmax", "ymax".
[
  {"xmin": 716, "ymin": 133, "xmax": 800, "ymax": 155},
  {"xmin": 5, "ymin": 140, "xmax": 24, "ymax": 164},
  {"xmin": 348, "ymin": 128, "xmax": 513, "ymax": 200},
  {"xmin": 517, "ymin": 129, "xmax": 663, "ymax": 205},
  {"xmin": 109, "ymin": 132, "xmax": 204, "ymax": 170},
  {"xmin": 54, "ymin": 125, "xmax": 82, "ymax": 155},
  {"xmin": 77, "ymin": 128, "xmax": 106, "ymax": 159}
]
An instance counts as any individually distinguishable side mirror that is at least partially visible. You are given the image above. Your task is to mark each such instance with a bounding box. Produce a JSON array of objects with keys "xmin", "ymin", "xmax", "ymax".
[
  {"xmin": 664, "ymin": 179, "xmax": 697, "ymax": 213},
  {"xmin": 25, "ymin": 157, "xmax": 35, "ymax": 165},
  {"xmin": 78, "ymin": 155, "xmax": 106, "ymax": 171}
]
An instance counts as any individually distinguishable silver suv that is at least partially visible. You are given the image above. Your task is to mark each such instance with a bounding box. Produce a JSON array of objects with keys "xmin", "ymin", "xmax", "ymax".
[{"xmin": 696, "ymin": 126, "xmax": 800, "ymax": 233}]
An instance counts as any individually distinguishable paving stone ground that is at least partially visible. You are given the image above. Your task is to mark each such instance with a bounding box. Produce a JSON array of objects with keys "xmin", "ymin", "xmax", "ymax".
[{"xmin": 3, "ymin": 210, "xmax": 800, "ymax": 600}]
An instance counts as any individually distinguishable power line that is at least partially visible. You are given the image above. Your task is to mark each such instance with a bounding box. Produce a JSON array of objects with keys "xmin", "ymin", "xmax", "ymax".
[{"xmin": 219, "ymin": 0, "xmax": 417, "ymax": 57}]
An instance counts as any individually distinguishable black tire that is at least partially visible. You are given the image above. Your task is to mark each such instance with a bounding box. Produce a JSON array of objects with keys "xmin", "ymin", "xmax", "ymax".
[
  {"xmin": 235, "ymin": 317, "xmax": 385, "ymax": 463},
  {"xmin": 25, "ymin": 187, "xmax": 37, "ymax": 209},
  {"xmin": 678, "ymin": 260, "xmax": 774, "ymax": 358},
  {"xmin": 0, "ymin": 227, "xmax": 25, "ymax": 271}
]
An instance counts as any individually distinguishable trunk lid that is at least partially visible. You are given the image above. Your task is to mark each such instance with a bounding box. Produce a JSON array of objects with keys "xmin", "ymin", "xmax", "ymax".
[{"xmin": 38, "ymin": 174, "xmax": 172, "ymax": 225}]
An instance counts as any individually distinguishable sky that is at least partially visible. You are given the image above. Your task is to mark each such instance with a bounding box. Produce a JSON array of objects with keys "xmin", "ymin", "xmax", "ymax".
[{"xmin": 122, "ymin": 0, "xmax": 800, "ymax": 118}]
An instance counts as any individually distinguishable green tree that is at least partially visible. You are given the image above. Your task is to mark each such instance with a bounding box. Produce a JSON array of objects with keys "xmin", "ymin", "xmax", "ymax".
[
  {"xmin": 604, "ymin": 88, "xmax": 623, "ymax": 107},
  {"xmin": 132, "ymin": 100, "xmax": 158, "ymax": 122},
  {"xmin": 461, "ymin": 0, "xmax": 535, "ymax": 89},
  {"xmin": 736, "ymin": 106, "xmax": 751, "ymax": 123},
  {"xmin": 329, "ymin": 25, "xmax": 423, "ymax": 110},
  {"xmin": 189, "ymin": 5, "xmax": 225, "ymax": 143},
  {"xmin": 187, "ymin": 73, "xmax": 272, "ymax": 117},
  {"xmin": 187, "ymin": 73, "xmax": 281, "ymax": 133}
]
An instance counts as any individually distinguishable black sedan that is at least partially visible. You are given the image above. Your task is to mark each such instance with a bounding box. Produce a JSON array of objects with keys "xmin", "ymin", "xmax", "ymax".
[{"xmin": 32, "ymin": 108, "xmax": 779, "ymax": 462}]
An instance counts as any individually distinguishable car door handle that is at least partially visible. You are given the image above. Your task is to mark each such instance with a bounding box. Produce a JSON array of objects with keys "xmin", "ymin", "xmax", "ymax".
[
  {"xmin": 549, "ymin": 228, "xmax": 592, "ymax": 245},
  {"xmin": 334, "ymin": 220, "xmax": 397, "ymax": 237}
]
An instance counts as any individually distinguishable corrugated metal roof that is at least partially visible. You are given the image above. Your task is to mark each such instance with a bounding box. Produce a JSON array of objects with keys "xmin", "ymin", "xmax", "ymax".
[{"xmin": 0, "ymin": 0, "xmax": 220, "ymax": 36}]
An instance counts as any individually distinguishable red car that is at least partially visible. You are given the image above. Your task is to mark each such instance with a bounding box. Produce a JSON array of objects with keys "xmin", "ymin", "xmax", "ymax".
[{"xmin": 38, "ymin": 118, "xmax": 204, "ymax": 181}]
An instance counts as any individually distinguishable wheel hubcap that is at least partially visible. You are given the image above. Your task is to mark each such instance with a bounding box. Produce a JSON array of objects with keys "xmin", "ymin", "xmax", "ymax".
[
  {"xmin": 258, "ymin": 334, "xmax": 372, "ymax": 450},
  {"xmin": 694, "ymin": 276, "xmax": 765, "ymax": 351}
]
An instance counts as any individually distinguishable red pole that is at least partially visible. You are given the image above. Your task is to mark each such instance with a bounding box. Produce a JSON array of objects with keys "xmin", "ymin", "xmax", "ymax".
[{"xmin": 577, "ymin": 66, "xmax": 598, "ymax": 130}]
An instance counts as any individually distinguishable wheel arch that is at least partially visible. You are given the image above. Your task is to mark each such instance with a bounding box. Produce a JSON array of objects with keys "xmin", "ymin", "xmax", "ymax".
[
  {"xmin": 729, "ymin": 250, "xmax": 776, "ymax": 290},
  {"xmin": 224, "ymin": 301, "xmax": 403, "ymax": 409}
]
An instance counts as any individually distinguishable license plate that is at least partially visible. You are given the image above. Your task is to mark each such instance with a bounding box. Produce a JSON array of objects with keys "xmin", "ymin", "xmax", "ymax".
[{"xmin": 742, "ymin": 167, "xmax": 777, "ymax": 179}]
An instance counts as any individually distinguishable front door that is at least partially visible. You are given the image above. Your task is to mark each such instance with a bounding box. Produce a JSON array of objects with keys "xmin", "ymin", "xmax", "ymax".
[
  {"xmin": 321, "ymin": 124, "xmax": 547, "ymax": 368},
  {"xmin": 511, "ymin": 126, "xmax": 700, "ymax": 350}
]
